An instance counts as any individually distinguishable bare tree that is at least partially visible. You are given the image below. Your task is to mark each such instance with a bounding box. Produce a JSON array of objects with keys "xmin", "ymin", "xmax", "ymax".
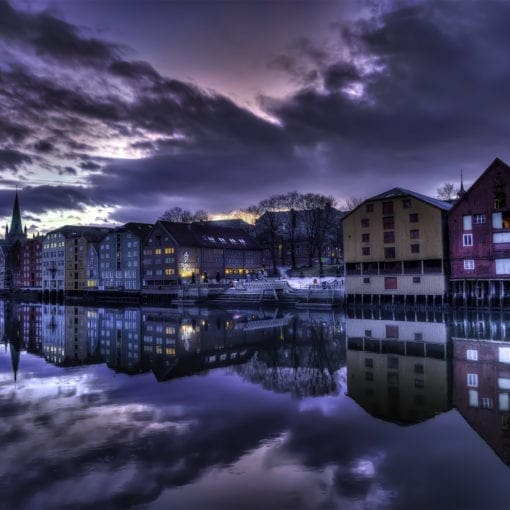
[
  {"xmin": 436, "ymin": 183, "xmax": 458, "ymax": 201},
  {"xmin": 301, "ymin": 193, "xmax": 337, "ymax": 272},
  {"xmin": 279, "ymin": 191, "xmax": 304, "ymax": 269},
  {"xmin": 341, "ymin": 197, "xmax": 364, "ymax": 211},
  {"xmin": 254, "ymin": 194, "xmax": 285, "ymax": 275},
  {"xmin": 160, "ymin": 207, "xmax": 208, "ymax": 223}
]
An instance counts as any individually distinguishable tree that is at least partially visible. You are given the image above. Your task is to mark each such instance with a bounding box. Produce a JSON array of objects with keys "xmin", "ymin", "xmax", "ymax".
[
  {"xmin": 253, "ymin": 194, "xmax": 285, "ymax": 275},
  {"xmin": 279, "ymin": 191, "xmax": 304, "ymax": 269},
  {"xmin": 160, "ymin": 207, "xmax": 208, "ymax": 223},
  {"xmin": 301, "ymin": 193, "xmax": 337, "ymax": 272},
  {"xmin": 341, "ymin": 197, "xmax": 364, "ymax": 211},
  {"xmin": 436, "ymin": 183, "xmax": 458, "ymax": 201}
]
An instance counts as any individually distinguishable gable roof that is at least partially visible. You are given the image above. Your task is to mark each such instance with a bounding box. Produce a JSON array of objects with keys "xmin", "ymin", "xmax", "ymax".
[
  {"xmin": 448, "ymin": 157, "xmax": 510, "ymax": 214},
  {"xmin": 113, "ymin": 222, "xmax": 153, "ymax": 241},
  {"xmin": 342, "ymin": 187, "xmax": 452, "ymax": 221},
  {"xmin": 156, "ymin": 221, "xmax": 261, "ymax": 250},
  {"xmin": 46, "ymin": 225, "xmax": 112, "ymax": 242}
]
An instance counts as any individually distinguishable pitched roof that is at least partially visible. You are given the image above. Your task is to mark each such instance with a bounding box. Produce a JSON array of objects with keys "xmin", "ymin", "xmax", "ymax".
[
  {"xmin": 157, "ymin": 221, "xmax": 261, "ymax": 250},
  {"xmin": 448, "ymin": 157, "xmax": 510, "ymax": 214},
  {"xmin": 47, "ymin": 225, "xmax": 112, "ymax": 242},
  {"xmin": 342, "ymin": 187, "xmax": 452, "ymax": 221},
  {"xmin": 116, "ymin": 222, "xmax": 153, "ymax": 241}
]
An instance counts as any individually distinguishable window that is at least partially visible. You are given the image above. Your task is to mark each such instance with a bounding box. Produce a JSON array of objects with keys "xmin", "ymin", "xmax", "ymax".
[
  {"xmin": 164, "ymin": 268, "xmax": 174, "ymax": 275},
  {"xmin": 382, "ymin": 201, "xmax": 394, "ymax": 214},
  {"xmin": 366, "ymin": 203, "xmax": 374, "ymax": 213},
  {"xmin": 410, "ymin": 229, "xmax": 420, "ymax": 239},
  {"xmin": 387, "ymin": 356, "xmax": 399, "ymax": 369},
  {"xmin": 495, "ymin": 258, "xmax": 510, "ymax": 275},
  {"xmin": 463, "ymin": 234, "xmax": 473, "ymax": 246},
  {"xmin": 473, "ymin": 214, "xmax": 486, "ymax": 224},
  {"xmin": 499, "ymin": 394, "xmax": 510, "ymax": 411},
  {"xmin": 469, "ymin": 390, "xmax": 479, "ymax": 407},
  {"xmin": 467, "ymin": 349, "xmax": 478, "ymax": 361},
  {"xmin": 493, "ymin": 233, "xmax": 510, "ymax": 243},
  {"xmin": 384, "ymin": 247, "xmax": 395, "ymax": 259},
  {"xmin": 361, "ymin": 218, "xmax": 369, "ymax": 228},
  {"xmin": 467, "ymin": 373, "xmax": 478, "ymax": 388},
  {"xmin": 493, "ymin": 212, "xmax": 503, "ymax": 229},
  {"xmin": 365, "ymin": 358, "xmax": 373, "ymax": 368},
  {"xmin": 498, "ymin": 347, "xmax": 510, "ymax": 363},
  {"xmin": 362, "ymin": 247, "xmax": 370, "ymax": 256},
  {"xmin": 383, "ymin": 231, "xmax": 395, "ymax": 243},
  {"xmin": 409, "ymin": 213, "xmax": 418, "ymax": 223},
  {"xmin": 365, "ymin": 372, "xmax": 374, "ymax": 381},
  {"xmin": 364, "ymin": 329, "xmax": 372, "ymax": 337},
  {"xmin": 383, "ymin": 216, "xmax": 394, "ymax": 229},
  {"xmin": 412, "ymin": 276, "xmax": 421, "ymax": 283},
  {"xmin": 363, "ymin": 277, "xmax": 370, "ymax": 284},
  {"xmin": 414, "ymin": 363, "xmax": 424, "ymax": 374},
  {"xmin": 414, "ymin": 379, "xmax": 424, "ymax": 389},
  {"xmin": 410, "ymin": 244, "xmax": 420, "ymax": 253},
  {"xmin": 464, "ymin": 259, "xmax": 475, "ymax": 270},
  {"xmin": 164, "ymin": 247, "xmax": 175, "ymax": 254},
  {"xmin": 402, "ymin": 199, "xmax": 411, "ymax": 208},
  {"xmin": 384, "ymin": 277, "xmax": 397, "ymax": 290},
  {"xmin": 481, "ymin": 398, "xmax": 493, "ymax": 409},
  {"xmin": 362, "ymin": 233, "xmax": 370, "ymax": 242},
  {"xmin": 463, "ymin": 215, "xmax": 472, "ymax": 230}
]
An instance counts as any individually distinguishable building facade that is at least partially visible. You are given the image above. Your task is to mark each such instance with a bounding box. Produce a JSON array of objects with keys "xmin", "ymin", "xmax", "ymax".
[
  {"xmin": 342, "ymin": 188, "xmax": 451, "ymax": 302},
  {"xmin": 449, "ymin": 157, "xmax": 510, "ymax": 304},
  {"xmin": 99, "ymin": 223, "xmax": 152, "ymax": 290},
  {"xmin": 19, "ymin": 236, "xmax": 43, "ymax": 288},
  {"xmin": 142, "ymin": 221, "xmax": 263, "ymax": 288},
  {"xmin": 42, "ymin": 226, "xmax": 111, "ymax": 293}
]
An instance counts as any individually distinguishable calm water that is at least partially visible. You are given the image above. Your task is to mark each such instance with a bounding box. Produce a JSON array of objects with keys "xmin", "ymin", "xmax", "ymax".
[{"xmin": 1, "ymin": 302, "xmax": 510, "ymax": 509}]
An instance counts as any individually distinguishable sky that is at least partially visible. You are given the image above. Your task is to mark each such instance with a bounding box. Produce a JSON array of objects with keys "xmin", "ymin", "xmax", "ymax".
[{"xmin": 1, "ymin": 0, "xmax": 510, "ymax": 232}]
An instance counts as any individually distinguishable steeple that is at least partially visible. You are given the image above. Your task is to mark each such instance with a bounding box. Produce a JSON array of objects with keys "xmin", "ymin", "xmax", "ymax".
[
  {"xmin": 10, "ymin": 190, "xmax": 23, "ymax": 237},
  {"xmin": 458, "ymin": 170, "xmax": 466, "ymax": 199}
]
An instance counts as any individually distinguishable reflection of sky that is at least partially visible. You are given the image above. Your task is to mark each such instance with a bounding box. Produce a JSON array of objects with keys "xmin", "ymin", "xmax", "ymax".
[{"xmin": 2, "ymin": 348, "xmax": 510, "ymax": 509}]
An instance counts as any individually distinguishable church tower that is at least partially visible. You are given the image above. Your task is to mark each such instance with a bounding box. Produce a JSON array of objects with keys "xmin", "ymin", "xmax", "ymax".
[{"xmin": 6, "ymin": 190, "xmax": 26, "ymax": 245}]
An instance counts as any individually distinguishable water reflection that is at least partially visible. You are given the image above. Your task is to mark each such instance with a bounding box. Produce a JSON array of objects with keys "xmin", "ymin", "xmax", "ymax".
[{"xmin": 2, "ymin": 302, "xmax": 510, "ymax": 508}]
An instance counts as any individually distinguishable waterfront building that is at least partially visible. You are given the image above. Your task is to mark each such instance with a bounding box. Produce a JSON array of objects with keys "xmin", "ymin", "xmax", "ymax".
[
  {"xmin": 99, "ymin": 223, "xmax": 152, "ymax": 290},
  {"xmin": 19, "ymin": 236, "xmax": 43, "ymax": 289},
  {"xmin": 142, "ymin": 221, "xmax": 263, "ymax": 288},
  {"xmin": 449, "ymin": 157, "xmax": 510, "ymax": 304},
  {"xmin": 42, "ymin": 226, "xmax": 111, "ymax": 293},
  {"xmin": 0, "ymin": 191, "xmax": 27, "ymax": 289},
  {"xmin": 342, "ymin": 188, "xmax": 451, "ymax": 303}
]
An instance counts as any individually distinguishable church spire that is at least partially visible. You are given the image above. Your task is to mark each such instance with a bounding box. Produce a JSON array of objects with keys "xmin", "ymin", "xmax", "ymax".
[
  {"xmin": 458, "ymin": 170, "xmax": 466, "ymax": 198},
  {"xmin": 9, "ymin": 190, "xmax": 23, "ymax": 237}
]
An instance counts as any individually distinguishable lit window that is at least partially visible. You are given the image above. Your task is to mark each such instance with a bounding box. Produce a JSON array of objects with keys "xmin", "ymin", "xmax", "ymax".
[
  {"xmin": 155, "ymin": 248, "xmax": 162, "ymax": 255},
  {"xmin": 499, "ymin": 347, "xmax": 510, "ymax": 363},
  {"xmin": 164, "ymin": 247, "xmax": 175, "ymax": 254}
]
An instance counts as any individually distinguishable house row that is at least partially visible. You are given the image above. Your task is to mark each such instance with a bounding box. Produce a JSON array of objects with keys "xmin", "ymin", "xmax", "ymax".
[
  {"xmin": 343, "ymin": 157, "xmax": 510, "ymax": 304},
  {"xmin": 0, "ymin": 197, "xmax": 265, "ymax": 293}
]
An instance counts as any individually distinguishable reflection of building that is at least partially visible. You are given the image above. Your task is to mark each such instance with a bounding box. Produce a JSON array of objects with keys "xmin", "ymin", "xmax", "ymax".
[
  {"xmin": 19, "ymin": 303, "xmax": 42, "ymax": 355},
  {"xmin": 99, "ymin": 308, "xmax": 146, "ymax": 374},
  {"xmin": 141, "ymin": 308, "xmax": 301, "ymax": 381},
  {"xmin": 452, "ymin": 312, "xmax": 510, "ymax": 464},
  {"xmin": 99, "ymin": 223, "xmax": 152, "ymax": 290},
  {"xmin": 40, "ymin": 304, "xmax": 101, "ymax": 366},
  {"xmin": 346, "ymin": 313, "xmax": 451, "ymax": 424},
  {"xmin": 342, "ymin": 188, "xmax": 451, "ymax": 301},
  {"xmin": 142, "ymin": 221, "xmax": 263, "ymax": 288}
]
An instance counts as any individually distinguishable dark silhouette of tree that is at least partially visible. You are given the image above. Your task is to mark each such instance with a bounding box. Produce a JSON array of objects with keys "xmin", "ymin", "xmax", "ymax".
[
  {"xmin": 160, "ymin": 207, "xmax": 208, "ymax": 223},
  {"xmin": 436, "ymin": 183, "xmax": 458, "ymax": 201}
]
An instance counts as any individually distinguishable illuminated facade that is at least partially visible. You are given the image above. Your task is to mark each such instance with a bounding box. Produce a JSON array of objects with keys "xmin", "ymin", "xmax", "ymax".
[{"xmin": 142, "ymin": 221, "xmax": 263, "ymax": 288}]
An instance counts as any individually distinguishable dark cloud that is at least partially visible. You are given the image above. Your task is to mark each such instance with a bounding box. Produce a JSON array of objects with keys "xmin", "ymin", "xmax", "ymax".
[
  {"xmin": 33, "ymin": 139, "xmax": 54, "ymax": 153},
  {"xmin": 0, "ymin": 148, "xmax": 32, "ymax": 170},
  {"xmin": 0, "ymin": 0, "xmax": 119, "ymax": 64}
]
